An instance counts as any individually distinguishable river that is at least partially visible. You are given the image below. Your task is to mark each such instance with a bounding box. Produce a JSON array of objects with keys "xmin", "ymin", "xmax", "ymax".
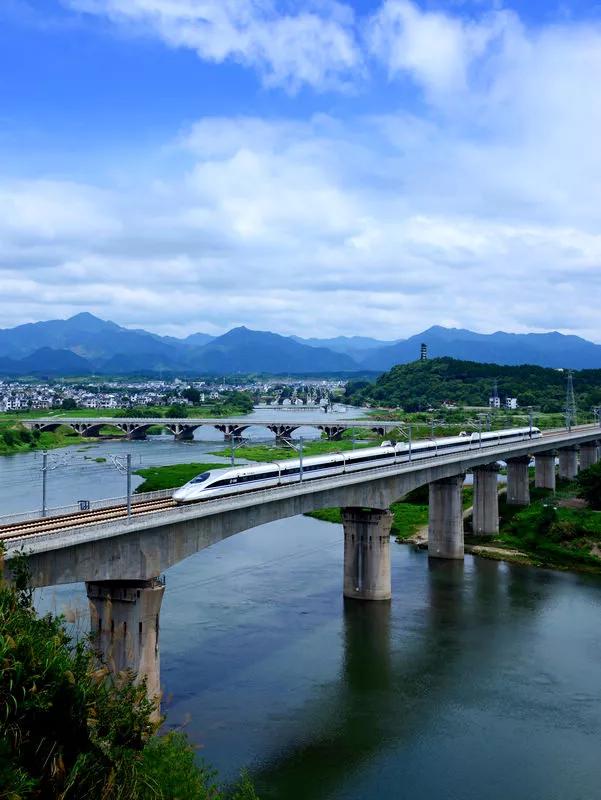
[{"xmin": 2, "ymin": 410, "xmax": 601, "ymax": 799}]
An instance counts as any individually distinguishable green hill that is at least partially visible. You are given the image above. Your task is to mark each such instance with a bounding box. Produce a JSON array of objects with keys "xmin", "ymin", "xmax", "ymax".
[{"xmin": 346, "ymin": 358, "xmax": 601, "ymax": 413}]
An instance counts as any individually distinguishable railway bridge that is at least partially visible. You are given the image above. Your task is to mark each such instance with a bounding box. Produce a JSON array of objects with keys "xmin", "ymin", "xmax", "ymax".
[
  {"xmin": 2, "ymin": 425, "xmax": 600, "ymax": 710},
  {"xmin": 23, "ymin": 416, "xmax": 393, "ymax": 442}
]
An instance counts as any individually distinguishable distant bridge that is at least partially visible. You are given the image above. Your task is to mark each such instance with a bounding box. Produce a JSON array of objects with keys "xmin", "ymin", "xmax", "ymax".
[{"xmin": 23, "ymin": 416, "xmax": 397, "ymax": 442}]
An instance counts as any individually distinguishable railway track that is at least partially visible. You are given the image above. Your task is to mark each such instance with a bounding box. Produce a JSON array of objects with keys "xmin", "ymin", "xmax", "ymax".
[
  {"xmin": 2, "ymin": 425, "xmax": 598, "ymax": 544},
  {"xmin": 0, "ymin": 497, "xmax": 176, "ymax": 541}
]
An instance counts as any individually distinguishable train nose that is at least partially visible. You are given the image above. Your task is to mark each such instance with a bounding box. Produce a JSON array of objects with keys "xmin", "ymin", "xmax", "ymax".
[{"xmin": 172, "ymin": 487, "xmax": 187, "ymax": 502}]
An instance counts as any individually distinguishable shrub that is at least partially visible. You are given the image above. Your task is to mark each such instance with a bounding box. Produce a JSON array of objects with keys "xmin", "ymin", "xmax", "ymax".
[
  {"xmin": 0, "ymin": 553, "xmax": 259, "ymax": 800},
  {"xmin": 576, "ymin": 463, "xmax": 601, "ymax": 510}
]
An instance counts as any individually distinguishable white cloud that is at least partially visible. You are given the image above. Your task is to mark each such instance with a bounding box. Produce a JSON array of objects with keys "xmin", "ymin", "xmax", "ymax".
[
  {"xmin": 367, "ymin": 0, "xmax": 515, "ymax": 97},
  {"xmin": 3, "ymin": 2, "xmax": 601, "ymax": 341},
  {"xmin": 64, "ymin": 0, "xmax": 362, "ymax": 91}
]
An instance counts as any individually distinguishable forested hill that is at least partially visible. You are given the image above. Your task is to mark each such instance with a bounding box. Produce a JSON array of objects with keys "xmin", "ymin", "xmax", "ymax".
[{"xmin": 345, "ymin": 358, "xmax": 601, "ymax": 413}]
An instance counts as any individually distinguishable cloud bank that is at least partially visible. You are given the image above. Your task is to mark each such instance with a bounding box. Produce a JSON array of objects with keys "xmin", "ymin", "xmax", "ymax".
[{"xmin": 2, "ymin": 1, "xmax": 601, "ymax": 340}]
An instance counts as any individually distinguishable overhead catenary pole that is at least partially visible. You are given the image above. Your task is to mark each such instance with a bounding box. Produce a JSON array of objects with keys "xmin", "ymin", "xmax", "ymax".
[
  {"xmin": 126, "ymin": 453, "xmax": 132, "ymax": 520},
  {"xmin": 42, "ymin": 451, "xmax": 48, "ymax": 518}
]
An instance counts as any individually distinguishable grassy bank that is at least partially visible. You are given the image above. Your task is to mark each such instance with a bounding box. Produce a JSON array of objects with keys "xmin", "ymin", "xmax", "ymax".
[
  {"xmin": 0, "ymin": 423, "xmax": 88, "ymax": 455},
  {"xmin": 210, "ymin": 437, "xmax": 376, "ymax": 463},
  {"xmin": 489, "ymin": 484, "xmax": 601, "ymax": 571},
  {"xmin": 134, "ymin": 462, "xmax": 226, "ymax": 492}
]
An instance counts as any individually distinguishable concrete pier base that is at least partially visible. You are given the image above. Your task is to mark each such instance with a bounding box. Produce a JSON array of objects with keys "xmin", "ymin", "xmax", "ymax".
[
  {"xmin": 174, "ymin": 428, "xmax": 195, "ymax": 441},
  {"xmin": 558, "ymin": 447, "xmax": 578, "ymax": 480},
  {"xmin": 580, "ymin": 442, "xmax": 599, "ymax": 471},
  {"xmin": 86, "ymin": 578, "xmax": 165, "ymax": 715},
  {"xmin": 342, "ymin": 507, "xmax": 392, "ymax": 601},
  {"xmin": 428, "ymin": 475, "xmax": 464, "ymax": 559},
  {"xmin": 472, "ymin": 464, "xmax": 499, "ymax": 536},
  {"xmin": 506, "ymin": 456, "xmax": 531, "ymax": 506},
  {"xmin": 535, "ymin": 452, "xmax": 556, "ymax": 491}
]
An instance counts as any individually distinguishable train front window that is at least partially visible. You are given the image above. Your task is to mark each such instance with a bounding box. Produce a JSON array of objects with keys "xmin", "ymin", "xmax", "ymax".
[{"xmin": 191, "ymin": 472, "xmax": 211, "ymax": 484}]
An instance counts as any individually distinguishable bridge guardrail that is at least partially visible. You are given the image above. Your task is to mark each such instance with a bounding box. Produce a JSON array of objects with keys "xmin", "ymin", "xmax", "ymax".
[{"xmin": 0, "ymin": 488, "xmax": 174, "ymax": 527}]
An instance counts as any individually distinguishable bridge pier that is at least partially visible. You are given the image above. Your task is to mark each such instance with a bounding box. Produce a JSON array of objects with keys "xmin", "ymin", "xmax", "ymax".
[
  {"xmin": 86, "ymin": 578, "xmax": 164, "ymax": 716},
  {"xmin": 535, "ymin": 451, "xmax": 556, "ymax": 491},
  {"xmin": 580, "ymin": 442, "xmax": 599, "ymax": 471},
  {"xmin": 167, "ymin": 424, "xmax": 197, "ymax": 441},
  {"xmin": 215, "ymin": 424, "xmax": 248, "ymax": 441},
  {"xmin": 558, "ymin": 447, "xmax": 578, "ymax": 480},
  {"xmin": 472, "ymin": 464, "xmax": 499, "ymax": 536},
  {"xmin": 267, "ymin": 424, "xmax": 297, "ymax": 444},
  {"xmin": 319, "ymin": 425, "xmax": 345, "ymax": 441},
  {"xmin": 342, "ymin": 507, "xmax": 392, "ymax": 601},
  {"xmin": 506, "ymin": 456, "xmax": 531, "ymax": 506},
  {"xmin": 428, "ymin": 475, "xmax": 464, "ymax": 559}
]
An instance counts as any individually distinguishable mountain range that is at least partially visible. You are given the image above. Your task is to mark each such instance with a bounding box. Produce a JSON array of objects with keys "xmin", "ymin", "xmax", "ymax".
[{"xmin": 0, "ymin": 313, "xmax": 600, "ymax": 375}]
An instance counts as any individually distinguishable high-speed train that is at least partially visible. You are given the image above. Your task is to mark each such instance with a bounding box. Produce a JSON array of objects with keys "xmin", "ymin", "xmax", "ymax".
[{"xmin": 172, "ymin": 426, "xmax": 541, "ymax": 503}]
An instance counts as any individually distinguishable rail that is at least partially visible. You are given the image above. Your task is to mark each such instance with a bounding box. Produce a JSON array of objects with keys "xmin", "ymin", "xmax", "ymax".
[{"xmin": 2, "ymin": 424, "xmax": 599, "ymax": 544}]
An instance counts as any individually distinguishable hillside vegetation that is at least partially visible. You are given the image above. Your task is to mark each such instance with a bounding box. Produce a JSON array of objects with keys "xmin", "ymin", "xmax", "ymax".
[
  {"xmin": 346, "ymin": 357, "xmax": 601, "ymax": 413},
  {"xmin": 0, "ymin": 553, "xmax": 259, "ymax": 800}
]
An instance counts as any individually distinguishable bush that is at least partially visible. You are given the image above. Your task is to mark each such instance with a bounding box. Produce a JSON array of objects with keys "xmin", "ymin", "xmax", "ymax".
[
  {"xmin": 0, "ymin": 553, "xmax": 259, "ymax": 800},
  {"xmin": 576, "ymin": 463, "xmax": 601, "ymax": 510}
]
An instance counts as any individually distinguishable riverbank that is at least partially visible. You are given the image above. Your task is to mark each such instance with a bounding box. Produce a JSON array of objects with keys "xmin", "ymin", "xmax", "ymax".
[{"xmin": 0, "ymin": 422, "xmax": 91, "ymax": 455}]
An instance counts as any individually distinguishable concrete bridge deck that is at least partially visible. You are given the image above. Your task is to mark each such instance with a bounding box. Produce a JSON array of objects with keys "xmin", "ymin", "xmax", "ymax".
[{"xmin": 5, "ymin": 424, "xmax": 600, "ymax": 586}]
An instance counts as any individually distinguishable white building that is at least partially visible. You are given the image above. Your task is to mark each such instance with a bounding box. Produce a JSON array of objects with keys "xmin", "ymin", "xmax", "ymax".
[{"xmin": 505, "ymin": 397, "xmax": 518, "ymax": 410}]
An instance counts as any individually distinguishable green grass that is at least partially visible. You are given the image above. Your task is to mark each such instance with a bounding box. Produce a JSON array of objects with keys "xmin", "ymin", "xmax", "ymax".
[
  {"xmin": 484, "ymin": 485, "xmax": 601, "ymax": 572},
  {"xmin": 210, "ymin": 439, "xmax": 376, "ymax": 462},
  {"xmin": 134, "ymin": 462, "xmax": 226, "ymax": 492}
]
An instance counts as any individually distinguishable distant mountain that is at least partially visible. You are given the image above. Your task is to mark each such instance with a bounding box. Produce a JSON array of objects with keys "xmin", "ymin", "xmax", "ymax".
[
  {"xmin": 189, "ymin": 327, "xmax": 356, "ymax": 373},
  {"xmin": 183, "ymin": 332, "xmax": 215, "ymax": 347},
  {"xmin": 363, "ymin": 326, "xmax": 601, "ymax": 370},
  {"xmin": 292, "ymin": 334, "xmax": 397, "ymax": 358},
  {"xmin": 0, "ymin": 313, "xmax": 600, "ymax": 375},
  {"xmin": 0, "ymin": 348, "xmax": 91, "ymax": 376},
  {"xmin": 0, "ymin": 312, "xmax": 180, "ymax": 365}
]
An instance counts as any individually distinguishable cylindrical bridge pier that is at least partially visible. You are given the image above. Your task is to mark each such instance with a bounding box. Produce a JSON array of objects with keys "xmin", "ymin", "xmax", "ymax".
[
  {"xmin": 472, "ymin": 464, "xmax": 499, "ymax": 536},
  {"xmin": 428, "ymin": 475, "xmax": 464, "ymax": 559},
  {"xmin": 558, "ymin": 447, "xmax": 578, "ymax": 481},
  {"xmin": 535, "ymin": 451, "xmax": 556, "ymax": 491},
  {"xmin": 506, "ymin": 456, "xmax": 531, "ymax": 506},
  {"xmin": 342, "ymin": 507, "xmax": 392, "ymax": 601},
  {"xmin": 86, "ymin": 578, "xmax": 165, "ymax": 717}
]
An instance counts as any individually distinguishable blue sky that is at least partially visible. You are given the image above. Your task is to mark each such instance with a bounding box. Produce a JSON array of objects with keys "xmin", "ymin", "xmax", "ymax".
[{"xmin": 1, "ymin": 0, "xmax": 601, "ymax": 340}]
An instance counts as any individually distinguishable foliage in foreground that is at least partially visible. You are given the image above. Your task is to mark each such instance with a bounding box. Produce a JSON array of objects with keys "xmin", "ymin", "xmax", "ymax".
[{"xmin": 0, "ymin": 555, "xmax": 258, "ymax": 800}]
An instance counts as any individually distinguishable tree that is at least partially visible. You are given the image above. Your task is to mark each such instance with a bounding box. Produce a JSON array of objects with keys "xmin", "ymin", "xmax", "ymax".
[
  {"xmin": 576, "ymin": 463, "xmax": 601, "ymax": 510},
  {"xmin": 61, "ymin": 398, "xmax": 78, "ymax": 410},
  {"xmin": 182, "ymin": 387, "xmax": 201, "ymax": 405},
  {"xmin": 0, "ymin": 552, "xmax": 260, "ymax": 800},
  {"xmin": 165, "ymin": 404, "xmax": 188, "ymax": 419}
]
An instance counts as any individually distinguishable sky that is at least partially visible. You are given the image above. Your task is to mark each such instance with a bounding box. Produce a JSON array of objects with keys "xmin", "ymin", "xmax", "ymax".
[{"xmin": 1, "ymin": 0, "xmax": 601, "ymax": 341}]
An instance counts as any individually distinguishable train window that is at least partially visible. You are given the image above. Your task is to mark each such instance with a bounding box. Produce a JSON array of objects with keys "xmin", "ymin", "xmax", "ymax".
[{"xmin": 191, "ymin": 472, "xmax": 211, "ymax": 484}]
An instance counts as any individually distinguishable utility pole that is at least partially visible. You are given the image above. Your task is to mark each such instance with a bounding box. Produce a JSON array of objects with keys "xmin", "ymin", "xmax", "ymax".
[
  {"xmin": 110, "ymin": 453, "xmax": 134, "ymax": 521},
  {"xmin": 42, "ymin": 451, "xmax": 48, "ymax": 517},
  {"xmin": 126, "ymin": 453, "xmax": 132, "ymax": 520},
  {"xmin": 565, "ymin": 371, "xmax": 577, "ymax": 431},
  {"xmin": 39, "ymin": 450, "xmax": 70, "ymax": 518},
  {"xmin": 229, "ymin": 437, "xmax": 247, "ymax": 466},
  {"xmin": 282, "ymin": 436, "xmax": 304, "ymax": 481}
]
